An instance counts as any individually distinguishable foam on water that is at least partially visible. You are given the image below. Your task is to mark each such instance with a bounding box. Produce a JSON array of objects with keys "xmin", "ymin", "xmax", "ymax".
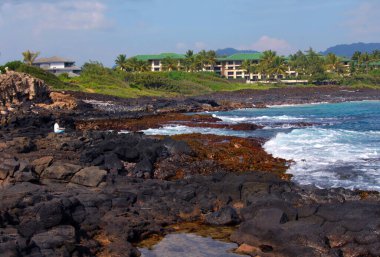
[
  {"xmin": 264, "ymin": 128, "xmax": 380, "ymax": 190},
  {"xmin": 141, "ymin": 125, "xmax": 263, "ymax": 138},
  {"xmin": 213, "ymin": 114, "xmax": 306, "ymax": 123}
]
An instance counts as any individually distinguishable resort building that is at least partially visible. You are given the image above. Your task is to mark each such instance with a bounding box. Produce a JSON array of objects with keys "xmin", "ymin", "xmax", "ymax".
[
  {"xmin": 33, "ymin": 56, "xmax": 81, "ymax": 77},
  {"xmin": 133, "ymin": 52, "xmax": 352, "ymax": 81},
  {"xmin": 134, "ymin": 53, "xmax": 185, "ymax": 72}
]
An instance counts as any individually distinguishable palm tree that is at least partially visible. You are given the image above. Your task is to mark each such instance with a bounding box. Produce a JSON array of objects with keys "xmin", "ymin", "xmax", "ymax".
[
  {"xmin": 183, "ymin": 50, "xmax": 195, "ymax": 72},
  {"xmin": 206, "ymin": 50, "xmax": 217, "ymax": 71},
  {"xmin": 135, "ymin": 60, "xmax": 150, "ymax": 72},
  {"xmin": 325, "ymin": 53, "xmax": 345, "ymax": 74},
  {"xmin": 258, "ymin": 50, "xmax": 277, "ymax": 79},
  {"xmin": 115, "ymin": 54, "xmax": 128, "ymax": 71},
  {"xmin": 161, "ymin": 57, "xmax": 179, "ymax": 71},
  {"xmin": 241, "ymin": 60, "xmax": 257, "ymax": 80},
  {"xmin": 197, "ymin": 50, "xmax": 209, "ymax": 70},
  {"xmin": 22, "ymin": 50, "xmax": 40, "ymax": 65},
  {"xmin": 269, "ymin": 56, "xmax": 287, "ymax": 79}
]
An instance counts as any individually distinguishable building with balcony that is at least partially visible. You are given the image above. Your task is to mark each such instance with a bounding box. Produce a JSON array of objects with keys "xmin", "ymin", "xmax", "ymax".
[
  {"xmin": 132, "ymin": 52, "xmax": 352, "ymax": 81},
  {"xmin": 134, "ymin": 53, "xmax": 185, "ymax": 71},
  {"xmin": 33, "ymin": 56, "xmax": 81, "ymax": 77}
]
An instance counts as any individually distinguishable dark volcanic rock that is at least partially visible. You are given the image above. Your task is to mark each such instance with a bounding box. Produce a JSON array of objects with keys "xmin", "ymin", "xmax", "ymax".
[{"xmin": 205, "ymin": 206, "xmax": 240, "ymax": 226}]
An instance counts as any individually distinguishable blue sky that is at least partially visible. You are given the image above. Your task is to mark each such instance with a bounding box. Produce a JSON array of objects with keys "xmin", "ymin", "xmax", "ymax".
[{"xmin": 0, "ymin": 0, "xmax": 379, "ymax": 66}]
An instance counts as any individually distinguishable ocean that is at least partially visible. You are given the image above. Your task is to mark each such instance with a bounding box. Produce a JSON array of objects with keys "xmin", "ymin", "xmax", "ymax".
[{"xmin": 143, "ymin": 101, "xmax": 380, "ymax": 191}]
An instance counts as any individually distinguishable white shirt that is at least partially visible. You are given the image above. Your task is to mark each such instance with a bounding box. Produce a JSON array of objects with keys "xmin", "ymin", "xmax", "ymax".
[{"xmin": 54, "ymin": 123, "xmax": 61, "ymax": 133}]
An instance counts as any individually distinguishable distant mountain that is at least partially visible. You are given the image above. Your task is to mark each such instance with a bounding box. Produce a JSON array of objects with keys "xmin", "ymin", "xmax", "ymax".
[
  {"xmin": 216, "ymin": 48, "xmax": 258, "ymax": 56},
  {"xmin": 321, "ymin": 43, "xmax": 380, "ymax": 57}
]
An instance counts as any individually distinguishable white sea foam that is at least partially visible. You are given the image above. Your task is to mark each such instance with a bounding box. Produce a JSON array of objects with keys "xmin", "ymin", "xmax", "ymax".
[
  {"xmin": 264, "ymin": 128, "xmax": 380, "ymax": 191},
  {"xmin": 213, "ymin": 114, "xmax": 306, "ymax": 123}
]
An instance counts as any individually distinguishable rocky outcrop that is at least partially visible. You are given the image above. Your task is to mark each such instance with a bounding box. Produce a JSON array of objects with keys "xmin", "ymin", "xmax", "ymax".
[{"xmin": 0, "ymin": 71, "xmax": 50, "ymax": 106}]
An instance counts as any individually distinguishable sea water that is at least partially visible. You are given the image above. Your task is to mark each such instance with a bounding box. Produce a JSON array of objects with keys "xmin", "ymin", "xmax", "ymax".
[{"xmin": 143, "ymin": 101, "xmax": 380, "ymax": 191}]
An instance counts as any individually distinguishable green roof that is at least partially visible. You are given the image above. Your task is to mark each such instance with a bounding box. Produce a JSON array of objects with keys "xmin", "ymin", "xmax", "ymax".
[
  {"xmin": 134, "ymin": 53, "xmax": 185, "ymax": 61},
  {"xmin": 218, "ymin": 53, "xmax": 263, "ymax": 61}
]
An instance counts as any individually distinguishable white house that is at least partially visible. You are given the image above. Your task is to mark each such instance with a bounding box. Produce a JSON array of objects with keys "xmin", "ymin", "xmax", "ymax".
[{"xmin": 33, "ymin": 56, "xmax": 81, "ymax": 77}]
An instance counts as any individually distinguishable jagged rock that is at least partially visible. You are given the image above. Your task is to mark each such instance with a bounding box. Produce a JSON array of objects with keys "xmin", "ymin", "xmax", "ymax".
[
  {"xmin": 70, "ymin": 166, "xmax": 107, "ymax": 187},
  {"xmin": 41, "ymin": 163, "xmax": 82, "ymax": 182},
  {"xmin": 0, "ymin": 157, "xmax": 20, "ymax": 180},
  {"xmin": 30, "ymin": 225, "xmax": 76, "ymax": 254},
  {"xmin": 36, "ymin": 91, "xmax": 86, "ymax": 111},
  {"xmin": 204, "ymin": 206, "xmax": 240, "ymax": 226},
  {"xmin": 31, "ymin": 156, "xmax": 54, "ymax": 175},
  {"xmin": 0, "ymin": 71, "xmax": 50, "ymax": 106}
]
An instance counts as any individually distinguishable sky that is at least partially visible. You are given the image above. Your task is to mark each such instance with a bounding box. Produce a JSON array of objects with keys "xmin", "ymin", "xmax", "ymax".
[{"xmin": 0, "ymin": 0, "xmax": 379, "ymax": 66}]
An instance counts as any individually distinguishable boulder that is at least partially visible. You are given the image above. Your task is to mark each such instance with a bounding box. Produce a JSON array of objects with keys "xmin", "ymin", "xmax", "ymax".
[
  {"xmin": 31, "ymin": 225, "xmax": 76, "ymax": 253},
  {"xmin": 41, "ymin": 163, "xmax": 82, "ymax": 182},
  {"xmin": 204, "ymin": 206, "xmax": 240, "ymax": 226},
  {"xmin": 0, "ymin": 157, "xmax": 20, "ymax": 180},
  {"xmin": 31, "ymin": 156, "xmax": 54, "ymax": 175},
  {"xmin": 70, "ymin": 166, "xmax": 107, "ymax": 187},
  {"xmin": 0, "ymin": 71, "xmax": 50, "ymax": 106}
]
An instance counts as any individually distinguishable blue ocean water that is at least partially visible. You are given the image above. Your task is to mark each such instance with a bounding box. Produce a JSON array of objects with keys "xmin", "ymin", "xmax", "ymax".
[{"xmin": 143, "ymin": 101, "xmax": 380, "ymax": 191}]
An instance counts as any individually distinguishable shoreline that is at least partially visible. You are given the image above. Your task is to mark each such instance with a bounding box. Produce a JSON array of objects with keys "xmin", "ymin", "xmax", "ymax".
[{"xmin": 1, "ymin": 80, "xmax": 380, "ymax": 256}]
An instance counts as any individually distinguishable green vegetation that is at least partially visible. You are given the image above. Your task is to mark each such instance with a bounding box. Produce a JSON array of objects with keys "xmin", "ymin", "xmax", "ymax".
[
  {"xmin": 57, "ymin": 62, "xmax": 276, "ymax": 97},
  {"xmin": 1, "ymin": 48, "xmax": 380, "ymax": 99}
]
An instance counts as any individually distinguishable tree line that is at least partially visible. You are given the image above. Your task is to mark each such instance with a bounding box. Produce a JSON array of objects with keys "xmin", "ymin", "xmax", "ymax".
[{"xmin": 115, "ymin": 48, "xmax": 380, "ymax": 80}]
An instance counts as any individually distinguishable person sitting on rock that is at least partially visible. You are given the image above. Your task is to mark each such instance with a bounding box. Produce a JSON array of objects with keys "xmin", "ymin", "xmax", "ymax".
[{"xmin": 54, "ymin": 121, "xmax": 65, "ymax": 134}]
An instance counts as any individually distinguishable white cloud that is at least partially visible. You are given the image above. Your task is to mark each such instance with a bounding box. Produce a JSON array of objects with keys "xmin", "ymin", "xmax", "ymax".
[
  {"xmin": 176, "ymin": 42, "xmax": 187, "ymax": 50},
  {"xmin": 345, "ymin": 1, "xmax": 380, "ymax": 39},
  {"xmin": 0, "ymin": 0, "xmax": 111, "ymax": 31},
  {"xmin": 194, "ymin": 41, "xmax": 206, "ymax": 50},
  {"xmin": 244, "ymin": 36, "xmax": 293, "ymax": 55}
]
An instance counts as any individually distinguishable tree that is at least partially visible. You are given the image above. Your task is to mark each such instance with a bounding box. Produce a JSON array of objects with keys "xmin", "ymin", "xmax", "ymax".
[
  {"xmin": 161, "ymin": 57, "xmax": 179, "ymax": 71},
  {"xmin": 325, "ymin": 53, "xmax": 345, "ymax": 75},
  {"xmin": 22, "ymin": 50, "xmax": 40, "ymax": 65},
  {"xmin": 240, "ymin": 60, "xmax": 257, "ymax": 79},
  {"xmin": 126, "ymin": 57, "xmax": 150, "ymax": 72},
  {"xmin": 305, "ymin": 48, "xmax": 325, "ymax": 76},
  {"xmin": 183, "ymin": 50, "xmax": 195, "ymax": 72},
  {"xmin": 258, "ymin": 50, "xmax": 277, "ymax": 79},
  {"xmin": 269, "ymin": 56, "xmax": 287, "ymax": 79},
  {"xmin": 289, "ymin": 50, "xmax": 308, "ymax": 76},
  {"xmin": 115, "ymin": 54, "xmax": 128, "ymax": 71}
]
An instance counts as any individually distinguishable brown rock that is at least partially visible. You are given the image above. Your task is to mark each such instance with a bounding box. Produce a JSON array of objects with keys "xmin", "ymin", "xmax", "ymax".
[
  {"xmin": 0, "ymin": 71, "xmax": 50, "ymax": 106},
  {"xmin": 70, "ymin": 166, "xmax": 107, "ymax": 187},
  {"xmin": 37, "ymin": 92, "xmax": 79, "ymax": 110},
  {"xmin": 235, "ymin": 243, "xmax": 262, "ymax": 255},
  {"xmin": 31, "ymin": 156, "xmax": 54, "ymax": 175},
  {"xmin": 41, "ymin": 163, "xmax": 82, "ymax": 181}
]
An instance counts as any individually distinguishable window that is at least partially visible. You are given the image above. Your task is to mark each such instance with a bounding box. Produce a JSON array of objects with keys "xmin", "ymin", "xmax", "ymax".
[
  {"xmin": 227, "ymin": 61, "xmax": 234, "ymax": 65},
  {"xmin": 227, "ymin": 72, "xmax": 234, "ymax": 76},
  {"xmin": 235, "ymin": 61, "xmax": 242, "ymax": 65},
  {"xmin": 236, "ymin": 72, "xmax": 242, "ymax": 75},
  {"xmin": 153, "ymin": 61, "xmax": 160, "ymax": 66},
  {"xmin": 154, "ymin": 68, "xmax": 160, "ymax": 71}
]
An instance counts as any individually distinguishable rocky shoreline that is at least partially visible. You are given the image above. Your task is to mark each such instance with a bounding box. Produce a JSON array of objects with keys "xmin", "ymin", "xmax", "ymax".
[{"xmin": 1, "ymin": 72, "xmax": 380, "ymax": 257}]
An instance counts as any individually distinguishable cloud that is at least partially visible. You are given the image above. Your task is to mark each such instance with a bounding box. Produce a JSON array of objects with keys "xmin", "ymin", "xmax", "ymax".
[
  {"xmin": 176, "ymin": 42, "xmax": 187, "ymax": 50},
  {"xmin": 245, "ymin": 36, "xmax": 293, "ymax": 55},
  {"xmin": 345, "ymin": 1, "xmax": 380, "ymax": 39},
  {"xmin": 194, "ymin": 42, "xmax": 206, "ymax": 50},
  {"xmin": 0, "ymin": 0, "xmax": 111, "ymax": 31}
]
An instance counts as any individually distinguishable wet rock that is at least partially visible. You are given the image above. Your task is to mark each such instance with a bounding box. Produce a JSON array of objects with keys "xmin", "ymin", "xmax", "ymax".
[
  {"xmin": 205, "ymin": 206, "xmax": 240, "ymax": 226},
  {"xmin": 70, "ymin": 166, "xmax": 107, "ymax": 187}
]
